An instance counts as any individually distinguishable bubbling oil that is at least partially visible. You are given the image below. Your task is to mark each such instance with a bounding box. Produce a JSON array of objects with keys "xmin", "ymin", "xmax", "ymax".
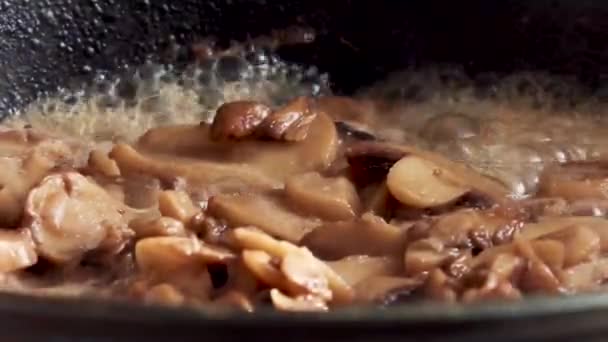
[
  {"xmin": 6, "ymin": 49, "xmax": 330, "ymax": 142},
  {"xmin": 358, "ymin": 68, "xmax": 608, "ymax": 197},
  {"xmin": 5, "ymin": 52, "xmax": 608, "ymax": 197}
]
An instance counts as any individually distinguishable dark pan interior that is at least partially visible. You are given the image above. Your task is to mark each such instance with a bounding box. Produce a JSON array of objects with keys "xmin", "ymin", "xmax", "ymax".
[
  {"xmin": 0, "ymin": 0, "xmax": 607, "ymax": 115},
  {"xmin": 0, "ymin": 0, "xmax": 608, "ymax": 340}
]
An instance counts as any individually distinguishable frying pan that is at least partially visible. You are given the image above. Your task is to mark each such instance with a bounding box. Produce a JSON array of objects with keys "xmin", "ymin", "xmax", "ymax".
[{"xmin": 0, "ymin": 0, "xmax": 608, "ymax": 340}]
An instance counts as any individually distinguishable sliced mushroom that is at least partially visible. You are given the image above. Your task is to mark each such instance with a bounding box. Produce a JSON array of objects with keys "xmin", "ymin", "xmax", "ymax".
[
  {"xmin": 208, "ymin": 193, "xmax": 321, "ymax": 243},
  {"xmin": 157, "ymin": 190, "xmax": 199, "ymax": 224},
  {"xmin": 135, "ymin": 236, "xmax": 235, "ymax": 275},
  {"xmin": 87, "ymin": 149, "xmax": 120, "ymax": 177},
  {"xmin": 129, "ymin": 216, "xmax": 187, "ymax": 239},
  {"xmin": 327, "ymin": 256, "xmax": 402, "ymax": 287},
  {"xmin": 281, "ymin": 248, "xmax": 332, "ymax": 301},
  {"xmin": 110, "ymin": 143, "xmax": 281, "ymax": 190},
  {"xmin": 301, "ymin": 213, "xmax": 406, "ymax": 260},
  {"xmin": 285, "ymin": 172, "xmax": 360, "ymax": 221},
  {"xmin": 539, "ymin": 161, "xmax": 608, "ymax": 200},
  {"xmin": 241, "ymin": 249, "xmax": 285, "ymax": 289},
  {"xmin": 404, "ymin": 238, "xmax": 454, "ymax": 276},
  {"xmin": 0, "ymin": 229, "xmax": 37, "ymax": 273},
  {"xmin": 211, "ymin": 101, "xmax": 272, "ymax": 140},
  {"xmin": 231, "ymin": 228, "xmax": 354, "ymax": 304},
  {"xmin": 269, "ymin": 288, "xmax": 328, "ymax": 312},
  {"xmin": 257, "ymin": 97, "xmax": 317, "ymax": 142},
  {"xmin": 346, "ymin": 141, "xmax": 510, "ymax": 202},
  {"xmin": 24, "ymin": 172, "xmax": 131, "ymax": 264},
  {"xmin": 387, "ymin": 155, "xmax": 470, "ymax": 208},
  {"xmin": 543, "ymin": 225, "xmax": 600, "ymax": 267}
]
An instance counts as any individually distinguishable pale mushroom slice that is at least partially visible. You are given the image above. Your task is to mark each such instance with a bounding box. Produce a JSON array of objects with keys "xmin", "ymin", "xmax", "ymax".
[
  {"xmin": 231, "ymin": 228, "xmax": 355, "ymax": 304},
  {"xmin": 346, "ymin": 141, "xmax": 510, "ymax": 203},
  {"xmin": 157, "ymin": 190, "xmax": 199, "ymax": 224},
  {"xmin": 110, "ymin": 143, "xmax": 281, "ymax": 190},
  {"xmin": 387, "ymin": 155, "xmax": 470, "ymax": 208},
  {"xmin": 270, "ymin": 288, "xmax": 328, "ymax": 312},
  {"xmin": 87, "ymin": 149, "xmax": 120, "ymax": 177},
  {"xmin": 135, "ymin": 236, "xmax": 236, "ymax": 275},
  {"xmin": 539, "ymin": 161, "xmax": 608, "ymax": 200},
  {"xmin": 0, "ymin": 229, "xmax": 38, "ymax": 273},
  {"xmin": 281, "ymin": 248, "xmax": 332, "ymax": 301},
  {"xmin": 327, "ymin": 256, "xmax": 402, "ymax": 287},
  {"xmin": 208, "ymin": 193, "xmax": 321, "ymax": 243},
  {"xmin": 23, "ymin": 172, "xmax": 132, "ymax": 264},
  {"xmin": 284, "ymin": 172, "xmax": 360, "ymax": 221},
  {"xmin": 129, "ymin": 216, "xmax": 187, "ymax": 239},
  {"xmin": 300, "ymin": 213, "xmax": 406, "ymax": 260}
]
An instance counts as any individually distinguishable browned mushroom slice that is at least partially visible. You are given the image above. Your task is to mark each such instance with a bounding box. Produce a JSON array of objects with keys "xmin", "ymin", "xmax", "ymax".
[
  {"xmin": 353, "ymin": 276, "xmax": 423, "ymax": 304},
  {"xmin": 24, "ymin": 172, "xmax": 132, "ymax": 264},
  {"xmin": 285, "ymin": 172, "xmax": 360, "ymax": 221},
  {"xmin": 300, "ymin": 213, "xmax": 406, "ymax": 260},
  {"xmin": 110, "ymin": 143, "xmax": 281, "ymax": 190},
  {"xmin": 136, "ymin": 110, "xmax": 339, "ymax": 181},
  {"xmin": 211, "ymin": 101, "xmax": 272, "ymax": 140},
  {"xmin": 257, "ymin": 97, "xmax": 317, "ymax": 142},
  {"xmin": 327, "ymin": 256, "xmax": 402, "ymax": 287},
  {"xmin": 387, "ymin": 155, "xmax": 470, "ymax": 208},
  {"xmin": 539, "ymin": 161, "xmax": 608, "ymax": 200},
  {"xmin": 0, "ymin": 229, "xmax": 37, "ymax": 272},
  {"xmin": 208, "ymin": 193, "xmax": 321, "ymax": 243}
]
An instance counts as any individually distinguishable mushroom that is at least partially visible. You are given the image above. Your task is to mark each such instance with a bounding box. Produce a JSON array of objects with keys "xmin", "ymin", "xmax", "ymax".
[
  {"xmin": 269, "ymin": 289, "xmax": 328, "ymax": 312},
  {"xmin": 327, "ymin": 256, "xmax": 402, "ymax": 287},
  {"xmin": 0, "ymin": 229, "xmax": 37, "ymax": 273},
  {"xmin": 539, "ymin": 161, "xmax": 608, "ymax": 200},
  {"xmin": 300, "ymin": 213, "xmax": 406, "ymax": 260},
  {"xmin": 346, "ymin": 141, "xmax": 510, "ymax": 204},
  {"xmin": 257, "ymin": 97, "xmax": 317, "ymax": 142},
  {"xmin": 387, "ymin": 155, "xmax": 470, "ymax": 208},
  {"xmin": 110, "ymin": 143, "xmax": 281, "ymax": 190},
  {"xmin": 129, "ymin": 216, "xmax": 187, "ymax": 239},
  {"xmin": 208, "ymin": 193, "xmax": 321, "ymax": 243},
  {"xmin": 231, "ymin": 228, "xmax": 354, "ymax": 304},
  {"xmin": 23, "ymin": 172, "xmax": 132, "ymax": 264},
  {"xmin": 87, "ymin": 149, "xmax": 120, "ymax": 177},
  {"xmin": 284, "ymin": 172, "xmax": 360, "ymax": 221},
  {"xmin": 211, "ymin": 101, "xmax": 272, "ymax": 140},
  {"xmin": 135, "ymin": 106, "xmax": 339, "ymax": 181},
  {"xmin": 157, "ymin": 190, "xmax": 199, "ymax": 224},
  {"xmin": 135, "ymin": 236, "xmax": 235, "ymax": 275},
  {"xmin": 353, "ymin": 276, "xmax": 423, "ymax": 304}
]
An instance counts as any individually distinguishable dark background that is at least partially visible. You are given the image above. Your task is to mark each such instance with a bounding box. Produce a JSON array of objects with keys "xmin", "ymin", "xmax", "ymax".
[{"xmin": 0, "ymin": 0, "xmax": 606, "ymax": 114}]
